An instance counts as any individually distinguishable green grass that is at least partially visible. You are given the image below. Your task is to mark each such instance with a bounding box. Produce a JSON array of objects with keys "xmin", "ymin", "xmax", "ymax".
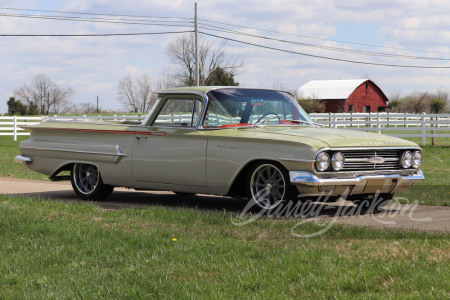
[
  {"xmin": 0, "ymin": 136, "xmax": 49, "ymax": 180},
  {"xmin": 0, "ymin": 195, "xmax": 449, "ymax": 299},
  {"xmin": 396, "ymin": 146, "xmax": 450, "ymax": 206}
]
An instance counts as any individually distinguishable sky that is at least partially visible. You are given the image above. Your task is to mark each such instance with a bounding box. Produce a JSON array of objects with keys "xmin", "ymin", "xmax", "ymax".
[{"xmin": 1, "ymin": 0, "xmax": 450, "ymax": 114}]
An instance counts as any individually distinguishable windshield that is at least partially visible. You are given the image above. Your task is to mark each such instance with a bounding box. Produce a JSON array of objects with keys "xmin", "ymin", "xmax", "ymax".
[{"xmin": 204, "ymin": 88, "xmax": 313, "ymax": 128}]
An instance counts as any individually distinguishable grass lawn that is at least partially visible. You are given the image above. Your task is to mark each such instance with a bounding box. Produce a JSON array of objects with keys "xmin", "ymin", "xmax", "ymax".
[
  {"xmin": 1, "ymin": 132, "xmax": 449, "ymax": 298},
  {"xmin": 0, "ymin": 136, "xmax": 48, "ymax": 180},
  {"xmin": 0, "ymin": 195, "xmax": 449, "ymax": 299}
]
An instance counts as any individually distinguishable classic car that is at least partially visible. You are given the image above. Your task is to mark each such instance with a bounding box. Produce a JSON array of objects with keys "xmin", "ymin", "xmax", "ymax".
[{"xmin": 15, "ymin": 87, "xmax": 424, "ymax": 208}]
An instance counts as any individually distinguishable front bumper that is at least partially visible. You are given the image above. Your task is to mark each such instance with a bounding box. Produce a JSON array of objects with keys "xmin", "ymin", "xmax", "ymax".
[
  {"xmin": 290, "ymin": 169, "xmax": 424, "ymax": 186},
  {"xmin": 289, "ymin": 169, "xmax": 424, "ymax": 195}
]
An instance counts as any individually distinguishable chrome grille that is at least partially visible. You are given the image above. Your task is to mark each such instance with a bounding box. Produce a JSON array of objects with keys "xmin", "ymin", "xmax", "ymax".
[{"xmin": 341, "ymin": 149, "xmax": 402, "ymax": 171}]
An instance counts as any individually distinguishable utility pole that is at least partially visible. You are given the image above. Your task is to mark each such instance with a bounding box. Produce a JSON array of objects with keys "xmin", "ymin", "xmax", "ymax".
[
  {"xmin": 96, "ymin": 96, "xmax": 99, "ymax": 113},
  {"xmin": 194, "ymin": 2, "xmax": 200, "ymax": 86}
]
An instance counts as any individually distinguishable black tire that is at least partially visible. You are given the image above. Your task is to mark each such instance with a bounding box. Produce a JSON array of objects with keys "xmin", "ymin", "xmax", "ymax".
[
  {"xmin": 246, "ymin": 161, "xmax": 298, "ymax": 209},
  {"xmin": 70, "ymin": 163, "xmax": 114, "ymax": 200}
]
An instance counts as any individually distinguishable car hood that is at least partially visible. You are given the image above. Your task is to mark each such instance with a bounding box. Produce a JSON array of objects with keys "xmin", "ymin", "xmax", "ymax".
[{"xmin": 250, "ymin": 126, "xmax": 419, "ymax": 148}]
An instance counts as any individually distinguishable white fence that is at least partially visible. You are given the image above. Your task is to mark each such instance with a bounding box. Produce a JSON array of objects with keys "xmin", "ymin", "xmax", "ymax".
[
  {"xmin": 0, "ymin": 115, "xmax": 146, "ymax": 141},
  {"xmin": 309, "ymin": 112, "xmax": 450, "ymax": 146},
  {"xmin": 1, "ymin": 113, "xmax": 450, "ymax": 146}
]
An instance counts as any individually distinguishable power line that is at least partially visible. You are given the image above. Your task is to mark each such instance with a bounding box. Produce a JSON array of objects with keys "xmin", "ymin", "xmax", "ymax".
[
  {"xmin": 199, "ymin": 24, "xmax": 450, "ymax": 61},
  {"xmin": 3, "ymin": 6, "xmax": 448, "ymax": 57},
  {"xmin": 0, "ymin": 12, "xmax": 193, "ymax": 28},
  {"xmin": 2, "ymin": 7, "xmax": 449, "ymax": 68},
  {"xmin": 200, "ymin": 18, "xmax": 450, "ymax": 55},
  {"xmin": 201, "ymin": 32, "xmax": 450, "ymax": 69},
  {"xmin": 0, "ymin": 7, "xmax": 192, "ymax": 20},
  {"xmin": 0, "ymin": 31, "xmax": 193, "ymax": 37}
]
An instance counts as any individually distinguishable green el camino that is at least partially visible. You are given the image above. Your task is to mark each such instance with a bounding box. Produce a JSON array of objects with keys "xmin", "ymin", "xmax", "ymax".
[{"xmin": 15, "ymin": 87, "xmax": 424, "ymax": 209}]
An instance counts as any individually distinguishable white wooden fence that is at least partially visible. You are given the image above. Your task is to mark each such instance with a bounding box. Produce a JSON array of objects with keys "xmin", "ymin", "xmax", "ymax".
[
  {"xmin": 308, "ymin": 112, "xmax": 450, "ymax": 146},
  {"xmin": 0, "ymin": 115, "xmax": 146, "ymax": 141},
  {"xmin": 1, "ymin": 113, "xmax": 450, "ymax": 146}
]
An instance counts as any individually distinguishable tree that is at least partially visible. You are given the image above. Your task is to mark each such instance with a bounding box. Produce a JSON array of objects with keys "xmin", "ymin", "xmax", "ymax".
[
  {"xmin": 14, "ymin": 74, "xmax": 74, "ymax": 115},
  {"xmin": 386, "ymin": 90, "xmax": 449, "ymax": 113},
  {"xmin": 205, "ymin": 67, "xmax": 239, "ymax": 86},
  {"xmin": 117, "ymin": 74, "xmax": 155, "ymax": 113},
  {"xmin": 387, "ymin": 99, "xmax": 402, "ymax": 112},
  {"xmin": 294, "ymin": 91, "xmax": 325, "ymax": 113},
  {"xmin": 296, "ymin": 99, "xmax": 326, "ymax": 113},
  {"xmin": 79, "ymin": 102, "xmax": 98, "ymax": 114},
  {"xmin": 27, "ymin": 102, "xmax": 39, "ymax": 115},
  {"xmin": 7, "ymin": 97, "xmax": 27, "ymax": 115},
  {"xmin": 166, "ymin": 34, "xmax": 243, "ymax": 86},
  {"xmin": 430, "ymin": 98, "xmax": 446, "ymax": 114}
]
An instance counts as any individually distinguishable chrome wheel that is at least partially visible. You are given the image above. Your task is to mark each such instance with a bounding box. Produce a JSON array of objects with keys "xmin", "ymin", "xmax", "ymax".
[
  {"xmin": 249, "ymin": 164, "xmax": 286, "ymax": 208},
  {"xmin": 70, "ymin": 163, "xmax": 114, "ymax": 200},
  {"xmin": 73, "ymin": 163, "xmax": 99, "ymax": 194}
]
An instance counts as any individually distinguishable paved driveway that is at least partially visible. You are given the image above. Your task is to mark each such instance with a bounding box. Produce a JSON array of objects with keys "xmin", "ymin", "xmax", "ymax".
[{"xmin": 1, "ymin": 177, "xmax": 449, "ymax": 233}]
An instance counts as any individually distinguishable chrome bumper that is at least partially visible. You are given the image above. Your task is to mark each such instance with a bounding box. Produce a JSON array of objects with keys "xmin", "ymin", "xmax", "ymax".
[
  {"xmin": 14, "ymin": 155, "xmax": 33, "ymax": 164},
  {"xmin": 289, "ymin": 169, "xmax": 424, "ymax": 186}
]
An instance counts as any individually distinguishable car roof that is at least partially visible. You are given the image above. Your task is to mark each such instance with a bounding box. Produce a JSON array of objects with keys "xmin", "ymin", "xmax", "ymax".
[{"xmin": 157, "ymin": 86, "xmax": 286, "ymax": 97}]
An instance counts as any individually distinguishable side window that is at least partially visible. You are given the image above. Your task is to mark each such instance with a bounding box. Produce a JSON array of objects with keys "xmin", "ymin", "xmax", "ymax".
[{"xmin": 152, "ymin": 99, "xmax": 202, "ymax": 128}]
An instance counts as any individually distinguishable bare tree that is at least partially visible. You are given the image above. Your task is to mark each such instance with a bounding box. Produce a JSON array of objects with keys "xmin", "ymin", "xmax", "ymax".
[
  {"xmin": 78, "ymin": 102, "xmax": 98, "ymax": 114},
  {"xmin": 152, "ymin": 69, "xmax": 178, "ymax": 91},
  {"xmin": 387, "ymin": 90, "xmax": 449, "ymax": 113},
  {"xmin": 14, "ymin": 84, "xmax": 35, "ymax": 105},
  {"xmin": 117, "ymin": 74, "xmax": 155, "ymax": 113},
  {"xmin": 166, "ymin": 34, "xmax": 243, "ymax": 86},
  {"xmin": 14, "ymin": 73, "xmax": 74, "ymax": 115}
]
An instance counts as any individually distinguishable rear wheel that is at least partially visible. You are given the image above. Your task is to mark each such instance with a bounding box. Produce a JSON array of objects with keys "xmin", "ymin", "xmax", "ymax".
[
  {"xmin": 246, "ymin": 162, "xmax": 298, "ymax": 209},
  {"xmin": 70, "ymin": 163, "xmax": 114, "ymax": 200}
]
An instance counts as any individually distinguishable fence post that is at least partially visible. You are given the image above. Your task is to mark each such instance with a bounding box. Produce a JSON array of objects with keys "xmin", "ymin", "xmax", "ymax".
[
  {"xmin": 13, "ymin": 115, "xmax": 17, "ymax": 141},
  {"xmin": 431, "ymin": 115, "xmax": 435, "ymax": 146},
  {"xmin": 332, "ymin": 113, "xmax": 337, "ymax": 128},
  {"xmin": 377, "ymin": 112, "xmax": 381, "ymax": 134},
  {"xmin": 421, "ymin": 112, "xmax": 426, "ymax": 146}
]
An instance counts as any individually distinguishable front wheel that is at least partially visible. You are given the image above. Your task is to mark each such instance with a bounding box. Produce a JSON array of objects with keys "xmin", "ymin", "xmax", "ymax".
[
  {"xmin": 70, "ymin": 163, "xmax": 114, "ymax": 200},
  {"xmin": 246, "ymin": 162, "xmax": 298, "ymax": 209}
]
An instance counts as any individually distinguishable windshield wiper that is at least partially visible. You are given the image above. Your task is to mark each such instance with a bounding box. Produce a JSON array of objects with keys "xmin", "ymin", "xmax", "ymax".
[
  {"xmin": 253, "ymin": 115, "xmax": 280, "ymax": 127},
  {"xmin": 284, "ymin": 119, "xmax": 322, "ymax": 127}
]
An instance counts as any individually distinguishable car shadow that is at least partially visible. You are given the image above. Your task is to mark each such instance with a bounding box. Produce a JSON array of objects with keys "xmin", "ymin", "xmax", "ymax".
[{"xmin": 7, "ymin": 189, "xmax": 398, "ymax": 219}]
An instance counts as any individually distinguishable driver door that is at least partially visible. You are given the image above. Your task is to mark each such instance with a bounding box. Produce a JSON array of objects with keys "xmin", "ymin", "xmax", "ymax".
[{"xmin": 131, "ymin": 97, "xmax": 207, "ymax": 187}]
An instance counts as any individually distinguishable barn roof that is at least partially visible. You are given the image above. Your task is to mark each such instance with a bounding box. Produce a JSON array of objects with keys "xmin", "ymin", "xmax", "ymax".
[{"xmin": 297, "ymin": 79, "xmax": 371, "ymax": 100}]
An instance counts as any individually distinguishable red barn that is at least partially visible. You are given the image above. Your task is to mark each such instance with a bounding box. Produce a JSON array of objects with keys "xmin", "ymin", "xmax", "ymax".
[{"xmin": 297, "ymin": 79, "xmax": 388, "ymax": 113}]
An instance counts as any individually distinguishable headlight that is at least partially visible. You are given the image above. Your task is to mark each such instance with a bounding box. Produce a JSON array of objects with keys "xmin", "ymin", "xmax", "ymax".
[
  {"xmin": 315, "ymin": 152, "xmax": 330, "ymax": 171},
  {"xmin": 401, "ymin": 151, "xmax": 413, "ymax": 168},
  {"xmin": 331, "ymin": 152, "xmax": 345, "ymax": 171},
  {"xmin": 412, "ymin": 151, "xmax": 422, "ymax": 168}
]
